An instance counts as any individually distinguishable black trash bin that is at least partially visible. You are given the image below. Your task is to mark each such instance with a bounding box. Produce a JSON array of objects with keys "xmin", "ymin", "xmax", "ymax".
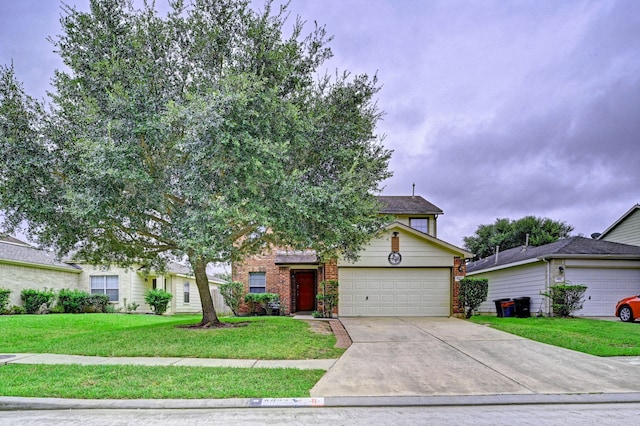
[
  {"xmin": 513, "ymin": 297, "xmax": 531, "ymax": 318},
  {"xmin": 493, "ymin": 298, "xmax": 511, "ymax": 317}
]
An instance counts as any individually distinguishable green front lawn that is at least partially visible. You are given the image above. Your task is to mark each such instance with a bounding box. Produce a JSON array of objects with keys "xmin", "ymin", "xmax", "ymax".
[
  {"xmin": 0, "ymin": 314, "xmax": 343, "ymax": 359},
  {"xmin": 469, "ymin": 315, "xmax": 640, "ymax": 357},
  {"xmin": 0, "ymin": 314, "xmax": 339, "ymax": 399},
  {"xmin": 0, "ymin": 364, "xmax": 323, "ymax": 399}
]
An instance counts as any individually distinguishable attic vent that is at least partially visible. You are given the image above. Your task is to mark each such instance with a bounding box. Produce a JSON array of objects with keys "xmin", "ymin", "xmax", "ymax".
[{"xmin": 391, "ymin": 232, "xmax": 400, "ymax": 252}]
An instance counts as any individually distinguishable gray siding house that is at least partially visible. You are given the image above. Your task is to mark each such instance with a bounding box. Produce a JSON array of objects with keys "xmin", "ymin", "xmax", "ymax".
[{"xmin": 466, "ymin": 237, "xmax": 640, "ymax": 317}]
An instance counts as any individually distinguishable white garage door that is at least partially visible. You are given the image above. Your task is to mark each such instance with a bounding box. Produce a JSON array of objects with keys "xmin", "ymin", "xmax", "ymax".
[
  {"xmin": 338, "ymin": 268, "xmax": 451, "ymax": 316},
  {"xmin": 565, "ymin": 268, "xmax": 640, "ymax": 316}
]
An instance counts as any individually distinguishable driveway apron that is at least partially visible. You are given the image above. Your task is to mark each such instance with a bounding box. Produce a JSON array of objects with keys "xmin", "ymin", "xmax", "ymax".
[{"xmin": 310, "ymin": 317, "xmax": 640, "ymax": 397}]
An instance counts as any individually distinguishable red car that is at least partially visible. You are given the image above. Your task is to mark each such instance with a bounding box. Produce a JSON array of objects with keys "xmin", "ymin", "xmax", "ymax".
[{"xmin": 616, "ymin": 295, "xmax": 640, "ymax": 322}]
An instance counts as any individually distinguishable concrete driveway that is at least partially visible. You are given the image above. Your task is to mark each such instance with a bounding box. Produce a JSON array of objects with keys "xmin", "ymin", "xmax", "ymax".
[{"xmin": 310, "ymin": 317, "xmax": 640, "ymax": 397}]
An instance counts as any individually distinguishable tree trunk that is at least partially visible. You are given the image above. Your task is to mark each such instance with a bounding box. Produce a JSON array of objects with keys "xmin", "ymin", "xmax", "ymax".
[{"xmin": 191, "ymin": 255, "xmax": 221, "ymax": 326}]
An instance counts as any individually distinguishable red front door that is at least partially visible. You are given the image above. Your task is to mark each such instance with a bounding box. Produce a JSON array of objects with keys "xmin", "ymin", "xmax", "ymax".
[{"xmin": 295, "ymin": 272, "xmax": 315, "ymax": 311}]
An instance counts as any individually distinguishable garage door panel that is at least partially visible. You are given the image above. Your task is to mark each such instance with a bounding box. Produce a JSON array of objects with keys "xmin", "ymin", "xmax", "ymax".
[
  {"xmin": 566, "ymin": 268, "xmax": 640, "ymax": 316},
  {"xmin": 339, "ymin": 268, "xmax": 450, "ymax": 317}
]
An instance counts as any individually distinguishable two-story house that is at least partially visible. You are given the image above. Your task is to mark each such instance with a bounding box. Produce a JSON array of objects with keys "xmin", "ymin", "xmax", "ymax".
[{"xmin": 232, "ymin": 195, "xmax": 473, "ymax": 317}]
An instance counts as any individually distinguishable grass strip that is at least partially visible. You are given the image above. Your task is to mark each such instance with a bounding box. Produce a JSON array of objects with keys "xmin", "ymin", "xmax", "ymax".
[
  {"xmin": 469, "ymin": 316, "xmax": 640, "ymax": 357},
  {"xmin": 0, "ymin": 314, "xmax": 343, "ymax": 359},
  {"xmin": 0, "ymin": 364, "xmax": 324, "ymax": 399}
]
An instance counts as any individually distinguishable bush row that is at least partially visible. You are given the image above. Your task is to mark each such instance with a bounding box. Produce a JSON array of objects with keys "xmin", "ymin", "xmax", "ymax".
[{"xmin": 0, "ymin": 287, "xmax": 111, "ymax": 315}]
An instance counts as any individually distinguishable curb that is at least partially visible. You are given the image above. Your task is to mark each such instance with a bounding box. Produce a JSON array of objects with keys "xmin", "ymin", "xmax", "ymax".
[{"xmin": 3, "ymin": 393, "xmax": 640, "ymax": 411}]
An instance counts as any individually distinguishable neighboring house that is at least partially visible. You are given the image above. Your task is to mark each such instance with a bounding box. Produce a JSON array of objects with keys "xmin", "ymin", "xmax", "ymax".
[
  {"xmin": 0, "ymin": 236, "xmax": 83, "ymax": 307},
  {"xmin": 232, "ymin": 195, "xmax": 473, "ymax": 317},
  {"xmin": 466, "ymin": 237, "xmax": 640, "ymax": 317},
  {"xmin": 0, "ymin": 236, "xmax": 229, "ymax": 315},
  {"xmin": 598, "ymin": 204, "xmax": 640, "ymax": 246}
]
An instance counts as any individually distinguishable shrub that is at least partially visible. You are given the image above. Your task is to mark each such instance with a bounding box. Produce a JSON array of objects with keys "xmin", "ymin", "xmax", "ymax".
[
  {"xmin": 10, "ymin": 305, "xmax": 26, "ymax": 315},
  {"xmin": 105, "ymin": 304, "xmax": 121, "ymax": 314},
  {"xmin": 0, "ymin": 288, "xmax": 11, "ymax": 313},
  {"xmin": 123, "ymin": 298, "xmax": 139, "ymax": 313},
  {"xmin": 244, "ymin": 293, "xmax": 279, "ymax": 315},
  {"xmin": 219, "ymin": 281, "xmax": 244, "ymax": 316},
  {"xmin": 20, "ymin": 288, "xmax": 56, "ymax": 314},
  {"xmin": 542, "ymin": 283, "xmax": 587, "ymax": 317},
  {"xmin": 459, "ymin": 277, "xmax": 489, "ymax": 318},
  {"xmin": 316, "ymin": 280, "xmax": 339, "ymax": 318},
  {"xmin": 87, "ymin": 294, "xmax": 110, "ymax": 313},
  {"xmin": 145, "ymin": 289, "xmax": 173, "ymax": 315},
  {"xmin": 58, "ymin": 289, "xmax": 90, "ymax": 313},
  {"xmin": 57, "ymin": 289, "xmax": 110, "ymax": 313},
  {"xmin": 49, "ymin": 304, "xmax": 65, "ymax": 314}
]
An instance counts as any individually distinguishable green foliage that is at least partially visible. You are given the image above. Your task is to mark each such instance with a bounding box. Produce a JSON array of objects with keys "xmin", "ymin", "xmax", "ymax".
[
  {"xmin": 57, "ymin": 289, "xmax": 90, "ymax": 313},
  {"xmin": 541, "ymin": 283, "xmax": 587, "ymax": 317},
  {"xmin": 0, "ymin": 314, "xmax": 343, "ymax": 359},
  {"xmin": 0, "ymin": 288, "xmax": 10, "ymax": 313},
  {"xmin": 464, "ymin": 216, "xmax": 574, "ymax": 259},
  {"xmin": 459, "ymin": 278, "xmax": 489, "ymax": 318},
  {"xmin": 20, "ymin": 289, "xmax": 56, "ymax": 314},
  {"xmin": 219, "ymin": 281, "xmax": 244, "ymax": 316},
  {"xmin": 87, "ymin": 294, "xmax": 110, "ymax": 313},
  {"xmin": 469, "ymin": 316, "xmax": 640, "ymax": 357},
  {"xmin": 0, "ymin": 364, "xmax": 324, "ymax": 399},
  {"xmin": 316, "ymin": 280, "xmax": 339, "ymax": 318},
  {"xmin": 123, "ymin": 298, "xmax": 139, "ymax": 313},
  {"xmin": 145, "ymin": 289, "xmax": 173, "ymax": 315},
  {"xmin": 49, "ymin": 305, "xmax": 65, "ymax": 314},
  {"xmin": 0, "ymin": 0, "xmax": 392, "ymax": 326},
  {"xmin": 9, "ymin": 305, "xmax": 26, "ymax": 315},
  {"xmin": 244, "ymin": 293, "xmax": 279, "ymax": 315},
  {"xmin": 57, "ymin": 289, "xmax": 110, "ymax": 313},
  {"xmin": 105, "ymin": 304, "xmax": 121, "ymax": 314}
]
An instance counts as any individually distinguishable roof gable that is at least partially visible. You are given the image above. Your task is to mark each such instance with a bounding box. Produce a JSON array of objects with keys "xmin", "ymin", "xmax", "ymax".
[
  {"xmin": 599, "ymin": 204, "xmax": 640, "ymax": 238},
  {"xmin": 377, "ymin": 196, "xmax": 443, "ymax": 215},
  {"xmin": 387, "ymin": 222, "xmax": 473, "ymax": 258}
]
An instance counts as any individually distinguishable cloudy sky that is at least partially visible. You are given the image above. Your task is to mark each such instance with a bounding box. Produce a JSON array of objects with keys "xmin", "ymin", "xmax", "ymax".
[{"xmin": 1, "ymin": 0, "xmax": 639, "ymax": 248}]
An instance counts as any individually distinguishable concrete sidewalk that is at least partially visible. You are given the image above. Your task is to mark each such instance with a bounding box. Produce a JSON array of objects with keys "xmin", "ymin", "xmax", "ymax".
[{"xmin": 0, "ymin": 353, "xmax": 337, "ymax": 370}]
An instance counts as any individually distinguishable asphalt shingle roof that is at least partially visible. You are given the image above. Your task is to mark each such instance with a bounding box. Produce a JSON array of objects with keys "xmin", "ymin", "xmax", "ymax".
[
  {"xmin": 377, "ymin": 196, "xmax": 443, "ymax": 215},
  {"xmin": 0, "ymin": 238, "xmax": 81, "ymax": 271},
  {"xmin": 466, "ymin": 236, "xmax": 640, "ymax": 273}
]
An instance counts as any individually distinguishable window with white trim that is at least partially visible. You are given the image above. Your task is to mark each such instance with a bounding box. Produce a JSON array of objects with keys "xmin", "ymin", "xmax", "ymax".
[
  {"xmin": 249, "ymin": 272, "xmax": 266, "ymax": 293},
  {"xmin": 184, "ymin": 282, "xmax": 190, "ymax": 303},
  {"xmin": 90, "ymin": 275, "xmax": 119, "ymax": 302},
  {"xmin": 410, "ymin": 218, "xmax": 429, "ymax": 233}
]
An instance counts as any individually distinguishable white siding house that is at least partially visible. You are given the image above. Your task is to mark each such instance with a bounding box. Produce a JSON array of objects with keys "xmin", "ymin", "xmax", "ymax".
[
  {"xmin": 599, "ymin": 204, "xmax": 640, "ymax": 246},
  {"xmin": 0, "ymin": 237, "xmax": 229, "ymax": 314},
  {"xmin": 338, "ymin": 222, "xmax": 472, "ymax": 317}
]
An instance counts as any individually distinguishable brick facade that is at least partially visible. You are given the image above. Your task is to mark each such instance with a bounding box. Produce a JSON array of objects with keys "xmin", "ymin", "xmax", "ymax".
[
  {"xmin": 452, "ymin": 256, "xmax": 466, "ymax": 316},
  {"xmin": 232, "ymin": 253, "xmax": 343, "ymax": 315},
  {"xmin": 233, "ymin": 250, "xmax": 292, "ymax": 314}
]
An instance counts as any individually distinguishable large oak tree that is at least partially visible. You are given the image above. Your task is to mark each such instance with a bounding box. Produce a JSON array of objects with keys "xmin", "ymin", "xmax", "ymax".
[
  {"xmin": 463, "ymin": 216, "xmax": 574, "ymax": 260},
  {"xmin": 0, "ymin": 0, "xmax": 392, "ymax": 326}
]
